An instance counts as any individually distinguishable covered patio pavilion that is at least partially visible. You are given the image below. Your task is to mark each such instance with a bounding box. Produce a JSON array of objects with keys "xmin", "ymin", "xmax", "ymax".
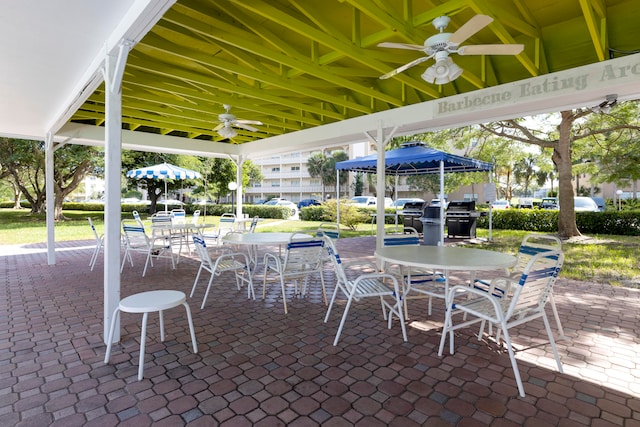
[
  {"xmin": 3, "ymin": 2, "xmax": 640, "ymax": 345},
  {"xmin": 1, "ymin": 237, "xmax": 639, "ymax": 425},
  {"xmin": 2, "ymin": 2, "xmax": 640, "ymax": 424}
]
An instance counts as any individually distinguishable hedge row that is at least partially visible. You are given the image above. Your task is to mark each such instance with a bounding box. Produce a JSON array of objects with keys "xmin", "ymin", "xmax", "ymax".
[
  {"xmin": 0, "ymin": 202, "xmax": 294, "ymax": 220},
  {"xmin": 476, "ymin": 209, "xmax": 640, "ymax": 236}
]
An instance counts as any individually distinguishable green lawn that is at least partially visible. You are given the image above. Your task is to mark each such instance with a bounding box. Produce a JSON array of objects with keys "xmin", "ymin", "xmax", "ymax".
[{"xmin": 1, "ymin": 208, "xmax": 638, "ymax": 287}]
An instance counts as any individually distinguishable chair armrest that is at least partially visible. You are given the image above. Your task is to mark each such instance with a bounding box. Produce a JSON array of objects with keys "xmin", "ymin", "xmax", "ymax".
[{"xmin": 263, "ymin": 252, "xmax": 282, "ymax": 271}]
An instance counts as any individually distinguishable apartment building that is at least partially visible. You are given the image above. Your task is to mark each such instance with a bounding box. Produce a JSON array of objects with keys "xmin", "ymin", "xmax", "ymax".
[{"xmin": 244, "ymin": 142, "xmax": 370, "ymax": 204}]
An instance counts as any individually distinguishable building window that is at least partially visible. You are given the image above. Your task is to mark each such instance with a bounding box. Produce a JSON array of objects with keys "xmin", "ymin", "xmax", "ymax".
[
  {"xmin": 271, "ymin": 182, "xmax": 280, "ymax": 187},
  {"xmin": 253, "ymin": 183, "xmax": 262, "ymax": 187},
  {"xmin": 271, "ymin": 167, "xmax": 280, "ymax": 172},
  {"xmin": 291, "ymin": 166, "xmax": 300, "ymax": 171}
]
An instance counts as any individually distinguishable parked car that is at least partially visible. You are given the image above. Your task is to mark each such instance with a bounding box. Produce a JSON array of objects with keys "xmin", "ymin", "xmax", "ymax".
[
  {"xmin": 391, "ymin": 198, "xmax": 425, "ymax": 210},
  {"xmin": 491, "ymin": 200, "xmax": 511, "ymax": 210},
  {"xmin": 350, "ymin": 196, "xmax": 376, "ymax": 207},
  {"xmin": 349, "ymin": 196, "xmax": 393, "ymax": 207},
  {"xmin": 539, "ymin": 197, "xmax": 558, "ymax": 210},
  {"xmin": 574, "ymin": 196, "xmax": 600, "ymax": 212},
  {"xmin": 590, "ymin": 196, "xmax": 605, "ymax": 212},
  {"xmin": 265, "ymin": 199, "xmax": 298, "ymax": 218},
  {"xmin": 297, "ymin": 199, "xmax": 321, "ymax": 209}
]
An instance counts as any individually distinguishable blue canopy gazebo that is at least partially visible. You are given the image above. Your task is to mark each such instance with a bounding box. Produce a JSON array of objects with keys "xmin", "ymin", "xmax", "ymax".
[{"xmin": 335, "ymin": 142, "xmax": 493, "ymax": 245}]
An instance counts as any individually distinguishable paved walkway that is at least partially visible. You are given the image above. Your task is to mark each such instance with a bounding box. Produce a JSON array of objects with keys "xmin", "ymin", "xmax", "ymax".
[{"xmin": 1, "ymin": 236, "xmax": 639, "ymax": 426}]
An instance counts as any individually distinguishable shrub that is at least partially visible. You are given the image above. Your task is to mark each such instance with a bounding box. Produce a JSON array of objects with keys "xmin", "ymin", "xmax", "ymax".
[{"xmin": 476, "ymin": 209, "xmax": 640, "ymax": 235}]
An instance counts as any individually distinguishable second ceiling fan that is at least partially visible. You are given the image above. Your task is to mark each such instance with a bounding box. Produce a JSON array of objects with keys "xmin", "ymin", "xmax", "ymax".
[{"xmin": 378, "ymin": 14, "xmax": 524, "ymax": 84}]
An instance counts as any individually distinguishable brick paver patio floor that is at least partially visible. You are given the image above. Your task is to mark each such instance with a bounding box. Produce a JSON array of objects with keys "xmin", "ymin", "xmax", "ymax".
[{"xmin": 1, "ymin": 236, "xmax": 639, "ymax": 426}]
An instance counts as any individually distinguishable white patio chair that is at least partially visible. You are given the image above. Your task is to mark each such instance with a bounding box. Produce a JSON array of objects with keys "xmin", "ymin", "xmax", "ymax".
[
  {"xmin": 121, "ymin": 220, "xmax": 175, "ymax": 277},
  {"xmin": 438, "ymin": 250, "xmax": 565, "ymax": 397},
  {"xmin": 87, "ymin": 217, "xmax": 103, "ymax": 271},
  {"xmin": 200, "ymin": 213, "xmax": 236, "ymax": 249},
  {"xmin": 315, "ymin": 222, "xmax": 340, "ymax": 240},
  {"xmin": 262, "ymin": 233, "xmax": 326, "ymax": 314},
  {"xmin": 315, "ymin": 222, "xmax": 340, "ymax": 276},
  {"xmin": 170, "ymin": 208, "xmax": 190, "ymax": 257},
  {"xmin": 323, "ymin": 235, "xmax": 407, "ymax": 346},
  {"xmin": 248, "ymin": 215, "xmax": 260, "ymax": 233},
  {"xmin": 474, "ymin": 234, "xmax": 565, "ymax": 338},
  {"xmin": 382, "ymin": 227, "xmax": 444, "ymax": 319},
  {"xmin": 190, "ymin": 235, "xmax": 254, "ymax": 309}
]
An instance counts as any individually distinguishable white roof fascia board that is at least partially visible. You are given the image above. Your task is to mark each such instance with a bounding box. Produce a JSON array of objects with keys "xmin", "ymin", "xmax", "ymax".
[
  {"xmin": 45, "ymin": 0, "xmax": 176, "ymax": 136},
  {"xmin": 57, "ymin": 122, "xmax": 240, "ymax": 159}
]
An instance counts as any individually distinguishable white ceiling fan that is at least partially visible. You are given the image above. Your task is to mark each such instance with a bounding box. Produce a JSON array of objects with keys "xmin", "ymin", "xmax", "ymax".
[
  {"xmin": 378, "ymin": 14, "xmax": 524, "ymax": 84},
  {"xmin": 213, "ymin": 104, "xmax": 263, "ymax": 138}
]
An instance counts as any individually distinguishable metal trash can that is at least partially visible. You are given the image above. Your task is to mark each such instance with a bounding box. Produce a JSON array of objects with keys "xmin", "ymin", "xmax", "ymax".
[{"xmin": 420, "ymin": 206, "xmax": 442, "ymax": 246}]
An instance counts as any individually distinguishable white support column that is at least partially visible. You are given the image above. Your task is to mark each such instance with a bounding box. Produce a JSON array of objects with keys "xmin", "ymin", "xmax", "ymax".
[
  {"xmin": 365, "ymin": 123, "xmax": 397, "ymax": 252},
  {"xmin": 103, "ymin": 41, "xmax": 131, "ymax": 344},
  {"xmin": 235, "ymin": 155, "xmax": 244, "ymax": 218},
  {"xmin": 336, "ymin": 169, "xmax": 340, "ymax": 225},
  {"xmin": 375, "ymin": 123, "xmax": 385, "ymax": 252},
  {"xmin": 439, "ymin": 160, "xmax": 445, "ymax": 246},
  {"xmin": 45, "ymin": 132, "xmax": 55, "ymax": 265}
]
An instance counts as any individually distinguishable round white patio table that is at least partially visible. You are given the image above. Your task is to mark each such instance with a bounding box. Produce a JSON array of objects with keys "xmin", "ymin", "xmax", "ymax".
[
  {"xmin": 375, "ymin": 245, "xmax": 517, "ymax": 318},
  {"xmin": 222, "ymin": 232, "xmax": 311, "ymax": 246},
  {"xmin": 222, "ymin": 232, "xmax": 314, "ymax": 267},
  {"xmin": 375, "ymin": 246, "xmax": 516, "ymax": 272}
]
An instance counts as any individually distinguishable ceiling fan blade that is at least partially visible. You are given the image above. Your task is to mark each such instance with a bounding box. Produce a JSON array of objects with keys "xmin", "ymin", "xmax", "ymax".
[
  {"xmin": 448, "ymin": 14, "xmax": 493, "ymax": 45},
  {"xmin": 458, "ymin": 44, "xmax": 524, "ymax": 55},
  {"xmin": 213, "ymin": 123, "xmax": 224, "ymax": 131},
  {"xmin": 236, "ymin": 119, "xmax": 263, "ymax": 125},
  {"xmin": 379, "ymin": 56, "xmax": 430, "ymax": 79},
  {"xmin": 378, "ymin": 42, "xmax": 425, "ymax": 51},
  {"xmin": 235, "ymin": 123, "xmax": 259, "ymax": 132}
]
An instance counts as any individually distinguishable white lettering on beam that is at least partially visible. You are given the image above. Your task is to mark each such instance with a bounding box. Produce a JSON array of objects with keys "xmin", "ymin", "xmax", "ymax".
[
  {"xmin": 437, "ymin": 92, "xmax": 512, "ymax": 114},
  {"xmin": 435, "ymin": 56, "xmax": 640, "ymax": 116}
]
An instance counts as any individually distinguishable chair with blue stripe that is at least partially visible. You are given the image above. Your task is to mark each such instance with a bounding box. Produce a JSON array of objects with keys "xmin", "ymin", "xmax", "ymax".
[
  {"xmin": 121, "ymin": 219, "xmax": 175, "ymax": 277},
  {"xmin": 439, "ymin": 249, "xmax": 565, "ymax": 397},
  {"xmin": 474, "ymin": 234, "xmax": 564, "ymax": 338},
  {"xmin": 323, "ymin": 235, "xmax": 407, "ymax": 346},
  {"xmin": 200, "ymin": 213, "xmax": 236, "ymax": 249},
  {"xmin": 382, "ymin": 227, "xmax": 444, "ymax": 319},
  {"xmin": 190, "ymin": 235, "xmax": 254, "ymax": 309},
  {"xmin": 262, "ymin": 233, "xmax": 326, "ymax": 314},
  {"xmin": 315, "ymin": 222, "xmax": 340, "ymax": 240}
]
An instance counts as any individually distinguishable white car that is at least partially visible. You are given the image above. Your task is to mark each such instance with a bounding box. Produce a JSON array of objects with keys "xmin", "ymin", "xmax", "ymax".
[
  {"xmin": 265, "ymin": 199, "xmax": 298, "ymax": 218},
  {"xmin": 491, "ymin": 200, "xmax": 511, "ymax": 210},
  {"xmin": 350, "ymin": 196, "xmax": 393, "ymax": 207},
  {"xmin": 574, "ymin": 196, "xmax": 600, "ymax": 212},
  {"xmin": 391, "ymin": 198, "xmax": 425, "ymax": 209}
]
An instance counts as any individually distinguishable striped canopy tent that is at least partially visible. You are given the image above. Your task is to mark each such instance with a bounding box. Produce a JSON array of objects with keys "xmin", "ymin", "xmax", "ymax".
[{"xmin": 126, "ymin": 162, "xmax": 202, "ymax": 212}]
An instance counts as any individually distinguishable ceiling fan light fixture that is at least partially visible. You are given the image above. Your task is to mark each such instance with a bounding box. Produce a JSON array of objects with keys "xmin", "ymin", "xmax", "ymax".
[
  {"xmin": 422, "ymin": 53, "xmax": 463, "ymax": 84},
  {"xmin": 218, "ymin": 125, "xmax": 237, "ymax": 138}
]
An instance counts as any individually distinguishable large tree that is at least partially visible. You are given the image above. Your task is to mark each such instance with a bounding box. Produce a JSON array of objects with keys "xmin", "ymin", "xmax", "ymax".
[
  {"xmin": 0, "ymin": 138, "xmax": 97, "ymax": 220},
  {"xmin": 479, "ymin": 103, "xmax": 640, "ymax": 238}
]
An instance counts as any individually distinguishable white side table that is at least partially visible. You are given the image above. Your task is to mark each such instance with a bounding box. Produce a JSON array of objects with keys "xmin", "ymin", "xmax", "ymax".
[{"xmin": 104, "ymin": 290, "xmax": 198, "ymax": 380}]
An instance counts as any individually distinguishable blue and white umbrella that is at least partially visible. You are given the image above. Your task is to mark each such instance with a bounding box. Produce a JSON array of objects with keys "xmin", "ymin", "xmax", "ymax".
[{"xmin": 126, "ymin": 162, "xmax": 202, "ymax": 211}]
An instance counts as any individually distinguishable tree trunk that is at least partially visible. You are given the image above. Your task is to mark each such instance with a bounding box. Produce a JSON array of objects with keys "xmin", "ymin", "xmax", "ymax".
[
  {"xmin": 11, "ymin": 183, "xmax": 22, "ymax": 209},
  {"xmin": 556, "ymin": 111, "xmax": 580, "ymax": 238}
]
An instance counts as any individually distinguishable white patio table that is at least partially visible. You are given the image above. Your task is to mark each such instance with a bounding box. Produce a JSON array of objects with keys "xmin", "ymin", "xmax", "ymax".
[
  {"xmin": 375, "ymin": 245, "xmax": 517, "ymax": 318},
  {"xmin": 222, "ymin": 232, "xmax": 313, "ymax": 268}
]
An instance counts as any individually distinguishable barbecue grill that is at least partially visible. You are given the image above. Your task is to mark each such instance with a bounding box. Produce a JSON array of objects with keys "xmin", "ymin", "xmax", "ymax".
[
  {"xmin": 446, "ymin": 201, "xmax": 480, "ymax": 238},
  {"xmin": 400, "ymin": 201, "xmax": 426, "ymax": 233}
]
